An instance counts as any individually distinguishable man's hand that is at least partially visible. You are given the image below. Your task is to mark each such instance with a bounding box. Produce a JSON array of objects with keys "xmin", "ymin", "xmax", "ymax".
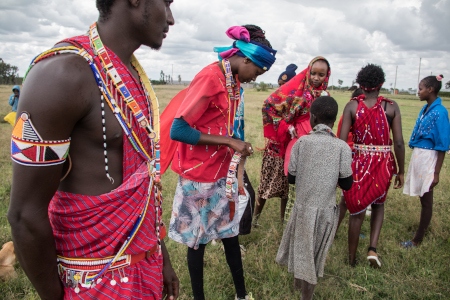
[
  {"xmin": 162, "ymin": 264, "xmax": 179, "ymax": 300},
  {"xmin": 393, "ymin": 173, "xmax": 404, "ymax": 189}
]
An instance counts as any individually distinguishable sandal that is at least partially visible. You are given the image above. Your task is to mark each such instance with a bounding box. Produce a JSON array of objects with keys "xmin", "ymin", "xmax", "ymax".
[
  {"xmin": 235, "ymin": 292, "xmax": 254, "ymax": 300},
  {"xmin": 367, "ymin": 250, "xmax": 381, "ymax": 268}
]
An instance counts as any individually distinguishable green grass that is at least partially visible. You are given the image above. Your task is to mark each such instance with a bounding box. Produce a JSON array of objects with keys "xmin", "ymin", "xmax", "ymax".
[{"xmin": 1, "ymin": 84, "xmax": 450, "ymax": 299}]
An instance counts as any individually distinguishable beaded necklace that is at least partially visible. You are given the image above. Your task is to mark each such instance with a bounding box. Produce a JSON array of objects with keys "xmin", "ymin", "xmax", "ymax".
[
  {"xmin": 222, "ymin": 59, "xmax": 240, "ymax": 137},
  {"xmin": 87, "ymin": 22, "xmax": 163, "ymax": 277}
]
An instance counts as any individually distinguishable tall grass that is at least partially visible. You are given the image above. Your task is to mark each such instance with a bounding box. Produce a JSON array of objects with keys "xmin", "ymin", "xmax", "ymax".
[{"xmin": 1, "ymin": 84, "xmax": 449, "ymax": 299}]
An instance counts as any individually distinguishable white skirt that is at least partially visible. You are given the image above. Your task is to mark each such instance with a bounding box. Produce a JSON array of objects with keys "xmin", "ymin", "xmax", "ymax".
[{"xmin": 403, "ymin": 148, "xmax": 437, "ymax": 197}]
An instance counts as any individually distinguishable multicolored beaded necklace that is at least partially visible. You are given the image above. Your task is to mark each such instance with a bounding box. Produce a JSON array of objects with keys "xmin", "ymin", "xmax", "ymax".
[
  {"xmin": 87, "ymin": 22, "xmax": 163, "ymax": 284},
  {"xmin": 222, "ymin": 59, "xmax": 240, "ymax": 137}
]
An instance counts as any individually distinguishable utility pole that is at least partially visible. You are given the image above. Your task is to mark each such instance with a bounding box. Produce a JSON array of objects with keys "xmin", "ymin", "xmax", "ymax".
[
  {"xmin": 393, "ymin": 65, "xmax": 398, "ymax": 95},
  {"xmin": 416, "ymin": 57, "xmax": 422, "ymax": 96}
]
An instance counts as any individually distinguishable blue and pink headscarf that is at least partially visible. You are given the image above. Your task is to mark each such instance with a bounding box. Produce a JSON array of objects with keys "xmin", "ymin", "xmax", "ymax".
[{"xmin": 214, "ymin": 26, "xmax": 277, "ymax": 71}]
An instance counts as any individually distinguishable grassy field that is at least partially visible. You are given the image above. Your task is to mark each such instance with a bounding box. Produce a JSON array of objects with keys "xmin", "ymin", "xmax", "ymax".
[{"xmin": 0, "ymin": 84, "xmax": 449, "ymax": 299}]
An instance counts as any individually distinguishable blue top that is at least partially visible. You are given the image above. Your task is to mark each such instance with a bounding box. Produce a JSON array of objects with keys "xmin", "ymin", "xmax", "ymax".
[
  {"xmin": 170, "ymin": 117, "xmax": 201, "ymax": 145},
  {"xmin": 9, "ymin": 85, "xmax": 20, "ymax": 112},
  {"xmin": 409, "ymin": 97, "xmax": 450, "ymax": 152}
]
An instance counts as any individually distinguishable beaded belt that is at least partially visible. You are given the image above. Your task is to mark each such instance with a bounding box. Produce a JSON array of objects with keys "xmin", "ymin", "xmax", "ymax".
[
  {"xmin": 57, "ymin": 243, "xmax": 158, "ymax": 293},
  {"xmin": 56, "ymin": 222, "xmax": 167, "ymax": 294},
  {"xmin": 226, "ymin": 152, "xmax": 242, "ymax": 221},
  {"xmin": 354, "ymin": 144, "xmax": 391, "ymax": 153}
]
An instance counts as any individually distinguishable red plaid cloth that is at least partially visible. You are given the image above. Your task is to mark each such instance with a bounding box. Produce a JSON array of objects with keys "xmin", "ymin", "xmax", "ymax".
[{"xmin": 48, "ymin": 35, "xmax": 162, "ymax": 299}]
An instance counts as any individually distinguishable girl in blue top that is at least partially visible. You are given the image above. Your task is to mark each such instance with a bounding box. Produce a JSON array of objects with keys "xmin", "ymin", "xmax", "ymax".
[{"xmin": 402, "ymin": 74, "xmax": 449, "ymax": 248}]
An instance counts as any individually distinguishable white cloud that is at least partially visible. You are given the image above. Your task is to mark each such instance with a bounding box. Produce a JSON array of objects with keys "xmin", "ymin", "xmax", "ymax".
[{"xmin": 0, "ymin": 0, "xmax": 449, "ymax": 90}]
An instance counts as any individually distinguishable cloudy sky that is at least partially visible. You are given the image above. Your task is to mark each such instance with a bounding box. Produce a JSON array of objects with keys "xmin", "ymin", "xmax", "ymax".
[{"xmin": 1, "ymin": 0, "xmax": 449, "ymax": 90}]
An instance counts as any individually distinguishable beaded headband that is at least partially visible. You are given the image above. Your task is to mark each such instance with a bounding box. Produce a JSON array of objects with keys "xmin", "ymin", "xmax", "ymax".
[{"xmin": 360, "ymin": 83, "xmax": 383, "ymax": 91}]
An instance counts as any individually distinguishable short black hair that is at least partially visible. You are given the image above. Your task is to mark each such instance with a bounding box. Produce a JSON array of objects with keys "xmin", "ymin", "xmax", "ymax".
[
  {"xmin": 96, "ymin": 0, "xmax": 116, "ymax": 21},
  {"xmin": 421, "ymin": 75, "xmax": 444, "ymax": 94},
  {"xmin": 356, "ymin": 63, "xmax": 385, "ymax": 91},
  {"xmin": 242, "ymin": 24, "xmax": 272, "ymax": 48},
  {"xmin": 310, "ymin": 96, "xmax": 338, "ymax": 123}
]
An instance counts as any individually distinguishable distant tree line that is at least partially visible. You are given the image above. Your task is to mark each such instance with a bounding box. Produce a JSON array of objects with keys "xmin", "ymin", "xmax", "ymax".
[
  {"xmin": 151, "ymin": 70, "xmax": 183, "ymax": 85},
  {"xmin": 0, "ymin": 58, "xmax": 21, "ymax": 84}
]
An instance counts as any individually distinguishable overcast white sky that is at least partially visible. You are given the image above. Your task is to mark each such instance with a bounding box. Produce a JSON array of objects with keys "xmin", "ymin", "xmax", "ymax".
[{"xmin": 1, "ymin": 0, "xmax": 449, "ymax": 90}]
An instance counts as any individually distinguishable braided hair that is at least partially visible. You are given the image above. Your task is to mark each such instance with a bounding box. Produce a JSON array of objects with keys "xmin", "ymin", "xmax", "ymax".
[
  {"xmin": 242, "ymin": 24, "xmax": 272, "ymax": 48},
  {"xmin": 356, "ymin": 64, "xmax": 385, "ymax": 91},
  {"xmin": 421, "ymin": 75, "xmax": 444, "ymax": 94},
  {"xmin": 96, "ymin": 0, "xmax": 116, "ymax": 21}
]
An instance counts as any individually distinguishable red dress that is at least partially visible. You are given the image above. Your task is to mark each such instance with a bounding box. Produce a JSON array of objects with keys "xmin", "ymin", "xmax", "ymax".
[{"xmin": 343, "ymin": 95, "xmax": 396, "ymax": 215}]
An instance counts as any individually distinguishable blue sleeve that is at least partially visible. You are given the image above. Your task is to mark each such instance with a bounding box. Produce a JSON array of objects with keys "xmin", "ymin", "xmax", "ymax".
[
  {"xmin": 9, "ymin": 95, "xmax": 14, "ymax": 106},
  {"xmin": 434, "ymin": 108, "xmax": 450, "ymax": 151},
  {"xmin": 170, "ymin": 117, "xmax": 201, "ymax": 145}
]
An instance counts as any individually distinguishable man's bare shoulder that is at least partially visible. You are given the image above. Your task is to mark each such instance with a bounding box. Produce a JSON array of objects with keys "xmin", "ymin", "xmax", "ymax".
[{"xmin": 19, "ymin": 52, "xmax": 99, "ymax": 138}]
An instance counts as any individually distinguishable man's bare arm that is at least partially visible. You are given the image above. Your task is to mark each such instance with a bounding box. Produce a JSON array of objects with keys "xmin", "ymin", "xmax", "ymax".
[{"xmin": 7, "ymin": 54, "xmax": 95, "ymax": 299}]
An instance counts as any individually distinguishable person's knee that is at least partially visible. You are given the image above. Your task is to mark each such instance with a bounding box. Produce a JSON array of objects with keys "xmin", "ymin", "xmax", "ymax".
[{"xmin": 222, "ymin": 236, "xmax": 239, "ymax": 247}]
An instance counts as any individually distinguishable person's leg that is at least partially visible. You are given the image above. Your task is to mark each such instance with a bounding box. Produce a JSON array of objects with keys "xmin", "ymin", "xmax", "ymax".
[
  {"xmin": 366, "ymin": 203, "xmax": 384, "ymax": 267},
  {"xmin": 280, "ymin": 197, "xmax": 288, "ymax": 223},
  {"xmin": 300, "ymin": 279, "xmax": 316, "ymax": 300},
  {"xmin": 222, "ymin": 236, "xmax": 246, "ymax": 298},
  {"xmin": 187, "ymin": 244, "xmax": 207, "ymax": 300},
  {"xmin": 253, "ymin": 197, "xmax": 266, "ymax": 226},
  {"xmin": 337, "ymin": 198, "xmax": 347, "ymax": 230},
  {"xmin": 348, "ymin": 212, "xmax": 365, "ymax": 266},
  {"xmin": 412, "ymin": 190, "xmax": 434, "ymax": 245},
  {"xmin": 369, "ymin": 203, "xmax": 384, "ymax": 248}
]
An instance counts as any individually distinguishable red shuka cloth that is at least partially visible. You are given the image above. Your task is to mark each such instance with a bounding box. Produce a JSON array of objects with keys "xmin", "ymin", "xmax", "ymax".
[
  {"xmin": 343, "ymin": 95, "xmax": 396, "ymax": 215},
  {"xmin": 47, "ymin": 35, "xmax": 163, "ymax": 299}
]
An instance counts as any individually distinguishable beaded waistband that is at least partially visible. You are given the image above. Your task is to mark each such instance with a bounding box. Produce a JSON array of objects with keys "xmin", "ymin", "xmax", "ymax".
[
  {"xmin": 354, "ymin": 144, "xmax": 391, "ymax": 153},
  {"xmin": 57, "ymin": 246, "xmax": 157, "ymax": 293}
]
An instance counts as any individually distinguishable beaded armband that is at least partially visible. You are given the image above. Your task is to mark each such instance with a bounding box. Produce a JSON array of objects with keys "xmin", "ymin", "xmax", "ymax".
[{"xmin": 11, "ymin": 112, "xmax": 70, "ymax": 166}]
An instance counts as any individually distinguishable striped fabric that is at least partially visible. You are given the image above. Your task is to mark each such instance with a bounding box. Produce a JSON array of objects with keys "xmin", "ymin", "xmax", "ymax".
[
  {"xmin": 343, "ymin": 95, "xmax": 397, "ymax": 215},
  {"xmin": 47, "ymin": 35, "xmax": 163, "ymax": 299}
]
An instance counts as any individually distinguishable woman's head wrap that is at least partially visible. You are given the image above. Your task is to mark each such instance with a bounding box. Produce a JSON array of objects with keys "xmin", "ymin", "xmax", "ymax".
[
  {"xmin": 213, "ymin": 26, "xmax": 277, "ymax": 71},
  {"xmin": 278, "ymin": 64, "xmax": 298, "ymax": 82}
]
